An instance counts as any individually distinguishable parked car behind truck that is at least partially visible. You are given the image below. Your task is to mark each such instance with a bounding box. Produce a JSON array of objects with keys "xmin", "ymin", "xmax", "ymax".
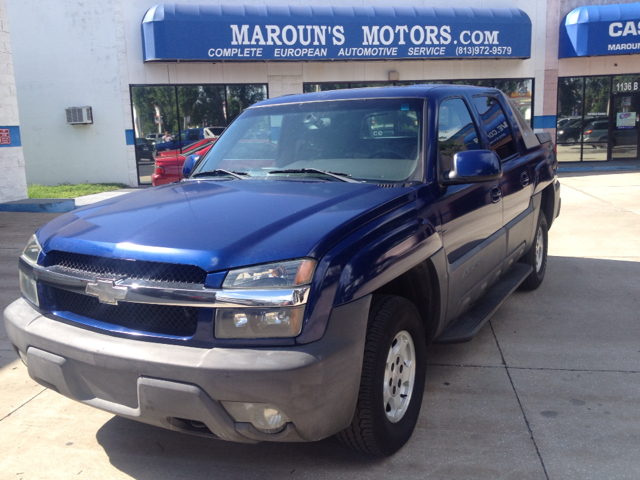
[{"xmin": 5, "ymin": 85, "xmax": 560, "ymax": 456}]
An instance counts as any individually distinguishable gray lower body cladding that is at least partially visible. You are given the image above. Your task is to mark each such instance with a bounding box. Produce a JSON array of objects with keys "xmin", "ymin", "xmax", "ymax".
[{"xmin": 3, "ymin": 295, "xmax": 371, "ymax": 443}]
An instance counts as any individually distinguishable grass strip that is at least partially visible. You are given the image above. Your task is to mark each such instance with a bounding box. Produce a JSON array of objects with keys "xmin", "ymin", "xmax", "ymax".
[{"xmin": 28, "ymin": 183, "xmax": 128, "ymax": 199}]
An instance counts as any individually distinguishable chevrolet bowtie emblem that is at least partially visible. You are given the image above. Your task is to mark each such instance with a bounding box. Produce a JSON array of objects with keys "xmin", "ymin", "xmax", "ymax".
[{"xmin": 85, "ymin": 279, "xmax": 128, "ymax": 305}]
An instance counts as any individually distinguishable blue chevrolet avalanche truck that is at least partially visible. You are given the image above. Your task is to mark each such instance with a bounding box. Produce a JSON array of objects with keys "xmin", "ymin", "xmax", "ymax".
[{"xmin": 5, "ymin": 85, "xmax": 560, "ymax": 456}]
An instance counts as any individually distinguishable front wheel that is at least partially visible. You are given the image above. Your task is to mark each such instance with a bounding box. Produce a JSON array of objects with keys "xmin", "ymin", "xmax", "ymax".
[
  {"xmin": 519, "ymin": 214, "xmax": 548, "ymax": 290},
  {"xmin": 337, "ymin": 295, "xmax": 427, "ymax": 456}
]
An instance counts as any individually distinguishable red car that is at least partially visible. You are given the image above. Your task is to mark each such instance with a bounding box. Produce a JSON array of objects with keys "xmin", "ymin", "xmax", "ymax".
[
  {"xmin": 152, "ymin": 140, "xmax": 216, "ymax": 186},
  {"xmin": 154, "ymin": 138, "xmax": 213, "ymax": 158}
]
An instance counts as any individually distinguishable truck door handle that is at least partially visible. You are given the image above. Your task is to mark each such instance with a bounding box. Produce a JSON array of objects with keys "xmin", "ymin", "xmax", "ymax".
[
  {"xmin": 520, "ymin": 171, "xmax": 530, "ymax": 187},
  {"xmin": 491, "ymin": 186, "xmax": 502, "ymax": 203}
]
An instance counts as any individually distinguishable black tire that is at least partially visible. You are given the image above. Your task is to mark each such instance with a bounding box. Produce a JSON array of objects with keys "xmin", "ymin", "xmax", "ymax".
[
  {"xmin": 519, "ymin": 214, "xmax": 548, "ymax": 290},
  {"xmin": 337, "ymin": 295, "xmax": 427, "ymax": 456}
]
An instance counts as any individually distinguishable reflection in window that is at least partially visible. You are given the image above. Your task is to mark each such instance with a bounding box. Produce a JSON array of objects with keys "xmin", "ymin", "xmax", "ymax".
[
  {"xmin": 438, "ymin": 98, "xmax": 480, "ymax": 172},
  {"xmin": 177, "ymin": 86, "xmax": 226, "ymax": 131},
  {"xmin": 132, "ymin": 86, "xmax": 179, "ymax": 145},
  {"xmin": 495, "ymin": 79, "xmax": 532, "ymax": 126},
  {"xmin": 303, "ymin": 83, "xmax": 350, "ymax": 93},
  {"xmin": 131, "ymin": 83, "xmax": 267, "ymax": 185},
  {"xmin": 556, "ymin": 76, "xmax": 614, "ymax": 162},
  {"xmin": 472, "ymin": 96, "xmax": 517, "ymax": 160}
]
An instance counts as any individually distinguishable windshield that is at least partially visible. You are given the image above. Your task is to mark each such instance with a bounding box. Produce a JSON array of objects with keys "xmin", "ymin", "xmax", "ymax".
[{"xmin": 193, "ymin": 98, "xmax": 423, "ymax": 183}]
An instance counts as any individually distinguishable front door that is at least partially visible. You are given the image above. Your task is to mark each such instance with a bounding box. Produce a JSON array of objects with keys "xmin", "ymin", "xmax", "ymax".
[
  {"xmin": 435, "ymin": 97, "xmax": 504, "ymax": 322},
  {"xmin": 612, "ymin": 93, "xmax": 640, "ymax": 160}
]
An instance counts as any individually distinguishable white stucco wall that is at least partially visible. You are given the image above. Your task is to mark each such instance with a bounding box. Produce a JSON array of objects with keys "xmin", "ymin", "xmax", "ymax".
[
  {"xmin": 8, "ymin": 0, "xmax": 133, "ymax": 186},
  {"xmin": 0, "ymin": 0, "xmax": 27, "ymax": 202}
]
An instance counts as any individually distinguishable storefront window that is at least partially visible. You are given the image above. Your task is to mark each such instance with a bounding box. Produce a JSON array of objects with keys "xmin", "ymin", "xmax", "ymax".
[
  {"xmin": 555, "ymin": 75, "xmax": 634, "ymax": 162},
  {"xmin": 556, "ymin": 77, "xmax": 584, "ymax": 162},
  {"xmin": 131, "ymin": 86, "xmax": 179, "ymax": 183},
  {"xmin": 303, "ymin": 78, "xmax": 534, "ymax": 126},
  {"xmin": 177, "ymin": 85, "xmax": 226, "ymax": 131},
  {"xmin": 131, "ymin": 84, "xmax": 267, "ymax": 184},
  {"xmin": 225, "ymin": 85, "xmax": 268, "ymax": 124},
  {"xmin": 582, "ymin": 77, "xmax": 610, "ymax": 161},
  {"xmin": 495, "ymin": 79, "xmax": 533, "ymax": 125},
  {"xmin": 303, "ymin": 83, "xmax": 349, "ymax": 93},
  {"xmin": 612, "ymin": 75, "xmax": 640, "ymax": 160}
]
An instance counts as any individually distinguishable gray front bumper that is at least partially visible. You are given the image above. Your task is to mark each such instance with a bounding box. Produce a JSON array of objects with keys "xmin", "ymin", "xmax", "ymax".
[{"xmin": 4, "ymin": 296, "xmax": 371, "ymax": 443}]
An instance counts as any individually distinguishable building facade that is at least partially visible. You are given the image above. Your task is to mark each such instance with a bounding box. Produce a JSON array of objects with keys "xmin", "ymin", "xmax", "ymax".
[
  {"xmin": 6, "ymin": 0, "xmax": 640, "ymax": 187},
  {"xmin": 0, "ymin": 0, "xmax": 27, "ymax": 202}
]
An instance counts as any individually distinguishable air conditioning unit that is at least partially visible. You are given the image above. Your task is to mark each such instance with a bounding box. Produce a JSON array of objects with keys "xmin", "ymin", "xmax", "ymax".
[{"xmin": 65, "ymin": 106, "xmax": 93, "ymax": 125}]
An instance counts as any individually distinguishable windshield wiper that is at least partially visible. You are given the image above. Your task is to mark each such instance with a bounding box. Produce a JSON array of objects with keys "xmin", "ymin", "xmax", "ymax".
[
  {"xmin": 190, "ymin": 169, "xmax": 249, "ymax": 180},
  {"xmin": 267, "ymin": 168, "xmax": 359, "ymax": 183}
]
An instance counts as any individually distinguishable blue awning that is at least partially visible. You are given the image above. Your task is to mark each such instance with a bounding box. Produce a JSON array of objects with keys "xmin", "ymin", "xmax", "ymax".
[
  {"xmin": 559, "ymin": 3, "xmax": 640, "ymax": 58},
  {"xmin": 142, "ymin": 4, "xmax": 531, "ymax": 62}
]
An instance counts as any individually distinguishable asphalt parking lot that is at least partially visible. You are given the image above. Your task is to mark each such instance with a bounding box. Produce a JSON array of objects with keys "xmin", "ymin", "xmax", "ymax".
[{"xmin": 1, "ymin": 170, "xmax": 639, "ymax": 479}]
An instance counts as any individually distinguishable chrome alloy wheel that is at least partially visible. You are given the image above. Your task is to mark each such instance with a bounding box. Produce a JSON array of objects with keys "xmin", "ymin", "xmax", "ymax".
[
  {"xmin": 383, "ymin": 330, "xmax": 416, "ymax": 423},
  {"xmin": 535, "ymin": 226, "xmax": 544, "ymax": 272}
]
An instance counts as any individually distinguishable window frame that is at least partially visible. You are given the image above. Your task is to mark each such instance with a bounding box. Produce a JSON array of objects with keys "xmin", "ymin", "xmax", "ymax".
[{"xmin": 436, "ymin": 95, "xmax": 482, "ymax": 183}]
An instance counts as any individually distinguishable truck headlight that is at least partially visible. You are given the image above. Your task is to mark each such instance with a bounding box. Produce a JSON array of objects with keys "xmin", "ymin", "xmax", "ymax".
[
  {"xmin": 223, "ymin": 259, "xmax": 316, "ymax": 289},
  {"xmin": 217, "ymin": 259, "xmax": 315, "ymax": 339},
  {"xmin": 215, "ymin": 306, "xmax": 304, "ymax": 339},
  {"xmin": 20, "ymin": 235, "xmax": 42, "ymax": 306},
  {"xmin": 22, "ymin": 234, "xmax": 42, "ymax": 267}
]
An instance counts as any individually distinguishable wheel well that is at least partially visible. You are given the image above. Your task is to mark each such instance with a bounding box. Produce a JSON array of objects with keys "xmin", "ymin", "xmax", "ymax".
[
  {"xmin": 540, "ymin": 183, "xmax": 555, "ymax": 230},
  {"xmin": 371, "ymin": 259, "xmax": 441, "ymax": 343}
]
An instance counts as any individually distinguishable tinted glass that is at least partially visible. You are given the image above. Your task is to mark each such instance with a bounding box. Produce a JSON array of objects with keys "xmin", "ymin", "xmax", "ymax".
[
  {"xmin": 196, "ymin": 99, "xmax": 423, "ymax": 183},
  {"xmin": 472, "ymin": 96, "xmax": 517, "ymax": 160},
  {"xmin": 438, "ymin": 98, "xmax": 480, "ymax": 172}
]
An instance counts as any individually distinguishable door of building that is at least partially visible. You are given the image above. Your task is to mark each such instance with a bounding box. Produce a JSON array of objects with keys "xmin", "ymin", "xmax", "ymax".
[{"xmin": 611, "ymin": 93, "xmax": 640, "ymax": 160}]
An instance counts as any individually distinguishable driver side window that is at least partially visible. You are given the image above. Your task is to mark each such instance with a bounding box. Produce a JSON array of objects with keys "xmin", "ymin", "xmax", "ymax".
[{"xmin": 438, "ymin": 98, "xmax": 480, "ymax": 173}]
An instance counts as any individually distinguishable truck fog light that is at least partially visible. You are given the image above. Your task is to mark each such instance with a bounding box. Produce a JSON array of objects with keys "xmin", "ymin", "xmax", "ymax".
[
  {"xmin": 215, "ymin": 306, "xmax": 304, "ymax": 339},
  {"xmin": 19, "ymin": 271, "xmax": 39, "ymax": 307},
  {"xmin": 221, "ymin": 401, "xmax": 290, "ymax": 433}
]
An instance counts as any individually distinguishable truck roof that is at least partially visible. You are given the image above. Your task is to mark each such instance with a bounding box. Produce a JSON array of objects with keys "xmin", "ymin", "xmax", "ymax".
[{"xmin": 252, "ymin": 84, "xmax": 503, "ymax": 108}]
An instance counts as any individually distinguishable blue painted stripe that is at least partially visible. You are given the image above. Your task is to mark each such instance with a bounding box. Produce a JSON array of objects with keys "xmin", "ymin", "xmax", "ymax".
[
  {"xmin": 558, "ymin": 165, "xmax": 639, "ymax": 172},
  {"xmin": 125, "ymin": 129, "xmax": 135, "ymax": 145},
  {"xmin": 0, "ymin": 126, "xmax": 21, "ymax": 147},
  {"xmin": 0, "ymin": 198, "xmax": 75, "ymax": 213},
  {"xmin": 534, "ymin": 116, "xmax": 556, "ymax": 129}
]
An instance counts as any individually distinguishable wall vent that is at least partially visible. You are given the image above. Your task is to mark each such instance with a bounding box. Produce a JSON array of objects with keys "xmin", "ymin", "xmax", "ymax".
[{"xmin": 65, "ymin": 107, "xmax": 93, "ymax": 125}]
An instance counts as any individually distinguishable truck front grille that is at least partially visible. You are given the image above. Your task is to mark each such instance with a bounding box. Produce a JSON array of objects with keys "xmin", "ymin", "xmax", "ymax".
[
  {"xmin": 50, "ymin": 251, "xmax": 208, "ymax": 284},
  {"xmin": 52, "ymin": 288, "xmax": 199, "ymax": 337}
]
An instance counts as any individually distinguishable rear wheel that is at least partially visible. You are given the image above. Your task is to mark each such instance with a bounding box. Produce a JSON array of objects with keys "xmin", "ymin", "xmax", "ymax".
[
  {"xmin": 519, "ymin": 214, "xmax": 548, "ymax": 290},
  {"xmin": 337, "ymin": 295, "xmax": 427, "ymax": 456}
]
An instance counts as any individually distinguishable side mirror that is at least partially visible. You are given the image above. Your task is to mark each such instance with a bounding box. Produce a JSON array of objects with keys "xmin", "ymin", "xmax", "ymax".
[
  {"xmin": 442, "ymin": 150, "xmax": 502, "ymax": 186},
  {"xmin": 182, "ymin": 155, "xmax": 201, "ymax": 179}
]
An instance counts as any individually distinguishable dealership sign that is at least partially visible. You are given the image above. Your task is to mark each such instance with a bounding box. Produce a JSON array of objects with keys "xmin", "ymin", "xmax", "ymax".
[
  {"xmin": 142, "ymin": 5, "xmax": 532, "ymax": 61},
  {"xmin": 559, "ymin": 3, "xmax": 640, "ymax": 58}
]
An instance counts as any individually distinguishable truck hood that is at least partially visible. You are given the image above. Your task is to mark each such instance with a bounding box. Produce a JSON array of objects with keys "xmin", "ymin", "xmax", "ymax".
[{"xmin": 37, "ymin": 179, "xmax": 416, "ymax": 273}]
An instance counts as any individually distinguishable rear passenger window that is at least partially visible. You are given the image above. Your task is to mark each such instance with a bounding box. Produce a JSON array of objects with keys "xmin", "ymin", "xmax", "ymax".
[
  {"xmin": 438, "ymin": 98, "xmax": 480, "ymax": 172},
  {"xmin": 472, "ymin": 96, "xmax": 518, "ymax": 160}
]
